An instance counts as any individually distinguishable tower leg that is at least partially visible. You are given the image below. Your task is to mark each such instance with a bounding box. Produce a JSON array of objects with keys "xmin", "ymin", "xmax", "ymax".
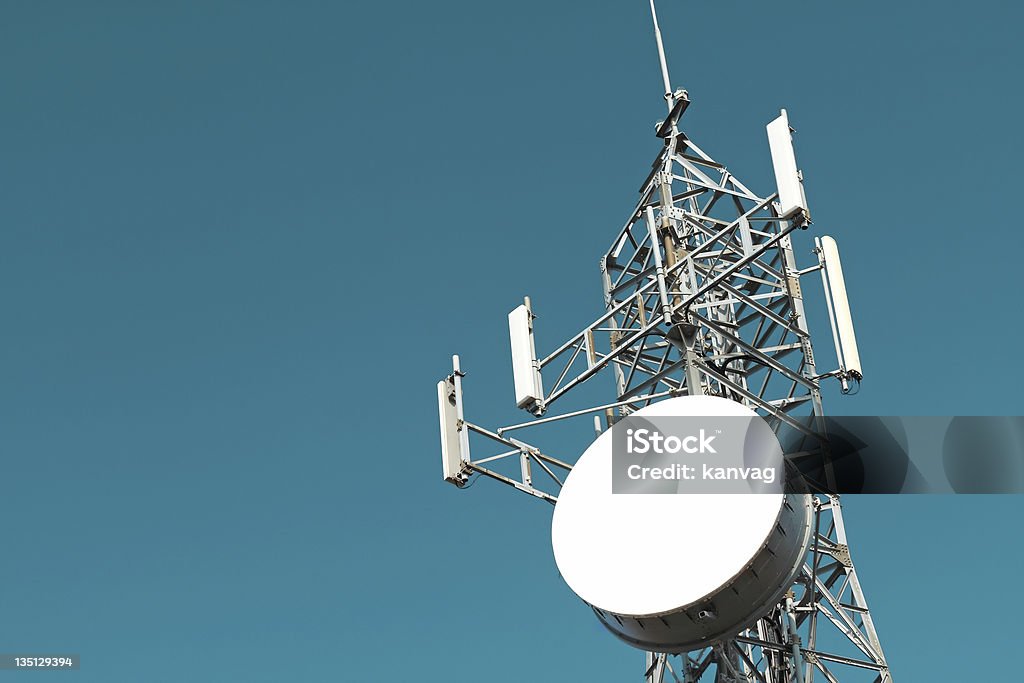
[{"xmin": 646, "ymin": 651, "xmax": 667, "ymax": 683}]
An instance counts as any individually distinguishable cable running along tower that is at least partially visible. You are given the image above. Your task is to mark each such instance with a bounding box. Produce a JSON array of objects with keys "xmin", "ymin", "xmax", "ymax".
[{"xmin": 436, "ymin": 4, "xmax": 893, "ymax": 682}]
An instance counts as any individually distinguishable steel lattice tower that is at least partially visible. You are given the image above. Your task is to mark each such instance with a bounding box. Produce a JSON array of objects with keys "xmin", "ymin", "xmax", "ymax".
[{"xmin": 435, "ymin": 5, "xmax": 893, "ymax": 682}]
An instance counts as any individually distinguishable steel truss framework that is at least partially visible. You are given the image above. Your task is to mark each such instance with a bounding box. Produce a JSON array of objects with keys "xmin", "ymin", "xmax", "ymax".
[{"xmin": 437, "ymin": 92, "xmax": 891, "ymax": 682}]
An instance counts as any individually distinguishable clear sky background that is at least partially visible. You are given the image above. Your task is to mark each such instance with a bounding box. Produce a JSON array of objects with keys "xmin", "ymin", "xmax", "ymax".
[{"xmin": 1, "ymin": 1, "xmax": 1021, "ymax": 681}]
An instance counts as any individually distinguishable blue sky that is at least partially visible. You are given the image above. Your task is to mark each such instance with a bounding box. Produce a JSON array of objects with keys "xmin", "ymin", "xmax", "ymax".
[{"xmin": 1, "ymin": 2, "xmax": 1021, "ymax": 681}]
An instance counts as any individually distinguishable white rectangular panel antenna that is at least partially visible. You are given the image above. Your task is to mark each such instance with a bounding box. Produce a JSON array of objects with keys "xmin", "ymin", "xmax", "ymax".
[
  {"xmin": 818, "ymin": 236, "xmax": 863, "ymax": 379},
  {"xmin": 437, "ymin": 355, "xmax": 470, "ymax": 484},
  {"xmin": 508, "ymin": 298, "xmax": 544, "ymax": 413},
  {"xmin": 766, "ymin": 109, "xmax": 810, "ymax": 220}
]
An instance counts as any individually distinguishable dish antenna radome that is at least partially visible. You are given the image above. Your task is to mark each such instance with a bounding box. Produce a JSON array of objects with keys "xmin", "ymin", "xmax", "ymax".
[{"xmin": 552, "ymin": 396, "xmax": 813, "ymax": 652}]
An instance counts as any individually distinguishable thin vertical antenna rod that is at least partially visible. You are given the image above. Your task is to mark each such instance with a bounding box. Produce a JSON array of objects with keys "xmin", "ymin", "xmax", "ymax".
[{"xmin": 649, "ymin": 0, "xmax": 673, "ymax": 111}]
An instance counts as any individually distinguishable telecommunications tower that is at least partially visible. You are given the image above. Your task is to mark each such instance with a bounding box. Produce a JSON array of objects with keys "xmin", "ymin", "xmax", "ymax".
[{"xmin": 435, "ymin": 4, "xmax": 893, "ymax": 682}]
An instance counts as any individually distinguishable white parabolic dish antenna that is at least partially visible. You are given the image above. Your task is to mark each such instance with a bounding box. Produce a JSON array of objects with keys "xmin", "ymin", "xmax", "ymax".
[{"xmin": 551, "ymin": 396, "xmax": 813, "ymax": 652}]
